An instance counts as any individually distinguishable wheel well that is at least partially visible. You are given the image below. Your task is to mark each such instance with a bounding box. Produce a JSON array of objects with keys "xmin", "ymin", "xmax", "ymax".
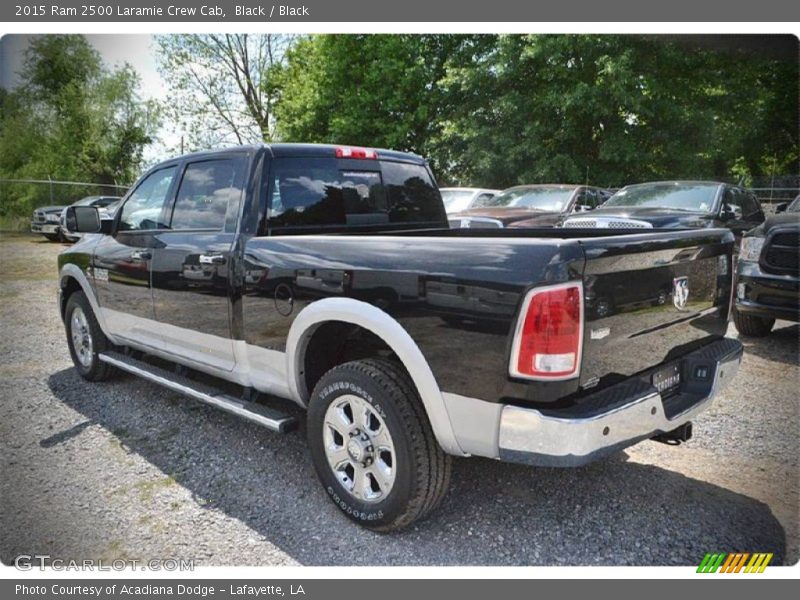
[
  {"xmin": 302, "ymin": 321, "xmax": 403, "ymax": 398},
  {"xmin": 60, "ymin": 277, "xmax": 83, "ymax": 318}
]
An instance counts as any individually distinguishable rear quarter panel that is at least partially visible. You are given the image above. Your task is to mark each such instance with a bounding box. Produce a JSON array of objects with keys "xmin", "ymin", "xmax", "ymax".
[{"xmin": 240, "ymin": 235, "xmax": 585, "ymax": 402}]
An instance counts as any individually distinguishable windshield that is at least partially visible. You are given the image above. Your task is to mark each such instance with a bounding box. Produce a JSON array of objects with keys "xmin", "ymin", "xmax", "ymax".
[
  {"xmin": 483, "ymin": 187, "xmax": 574, "ymax": 212},
  {"xmin": 440, "ymin": 190, "xmax": 475, "ymax": 212},
  {"xmin": 787, "ymin": 195, "xmax": 800, "ymax": 212},
  {"xmin": 605, "ymin": 183, "xmax": 719, "ymax": 212}
]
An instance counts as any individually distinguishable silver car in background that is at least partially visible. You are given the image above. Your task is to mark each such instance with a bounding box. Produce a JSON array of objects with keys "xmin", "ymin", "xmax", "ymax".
[
  {"xmin": 60, "ymin": 196, "xmax": 122, "ymax": 242},
  {"xmin": 440, "ymin": 187, "xmax": 501, "ymax": 214}
]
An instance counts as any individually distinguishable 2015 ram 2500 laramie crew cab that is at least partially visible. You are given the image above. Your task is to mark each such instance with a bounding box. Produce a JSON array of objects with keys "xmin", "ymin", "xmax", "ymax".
[{"xmin": 59, "ymin": 144, "xmax": 743, "ymax": 531}]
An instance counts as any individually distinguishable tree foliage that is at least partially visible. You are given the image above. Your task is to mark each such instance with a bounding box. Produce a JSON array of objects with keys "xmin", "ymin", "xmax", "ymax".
[
  {"xmin": 156, "ymin": 34, "xmax": 292, "ymax": 150},
  {"xmin": 274, "ymin": 35, "xmax": 458, "ymax": 156},
  {"xmin": 274, "ymin": 34, "xmax": 798, "ymax": 188},
  {"xmin": 0, "ymin": 35, "xmax": 159, "ymax": 217}
]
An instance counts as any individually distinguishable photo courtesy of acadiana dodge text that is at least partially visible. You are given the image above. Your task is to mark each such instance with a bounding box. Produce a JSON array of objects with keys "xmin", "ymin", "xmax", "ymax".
[{"xmin": 0, "ymin": 33, "xmax": 797, "ymax": 567}]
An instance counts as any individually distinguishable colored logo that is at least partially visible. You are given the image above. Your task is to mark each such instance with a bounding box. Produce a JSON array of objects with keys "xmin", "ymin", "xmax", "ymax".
[{"xmin": 697, "ymin": 552, "xmax": 773, "ymax": 573}]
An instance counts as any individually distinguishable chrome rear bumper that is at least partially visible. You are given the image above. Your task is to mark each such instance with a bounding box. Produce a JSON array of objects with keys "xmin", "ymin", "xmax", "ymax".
[{"xmin": 496, "ymin": 338, "xmax": 743, "ymax": 466}]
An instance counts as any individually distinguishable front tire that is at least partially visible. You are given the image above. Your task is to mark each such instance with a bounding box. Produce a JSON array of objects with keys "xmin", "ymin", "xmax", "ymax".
[
  {"xmin": 43, "ymin": 233, "xmax": 61, "ymax": 242},
  {"xmin": 733, "ymin": 308, "xmax": 775, "ymax": 337},
  {"xmin": 307, "ymin": 359, "xmax": 451, "ymax": 532},
  {"xmin": 65, "ymin": 291, "xmax": 116, "ymax": 381}
]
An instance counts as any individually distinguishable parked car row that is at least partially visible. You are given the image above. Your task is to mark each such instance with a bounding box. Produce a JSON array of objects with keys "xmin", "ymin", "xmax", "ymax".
[
  {"xmin": 447, "ymin": 185, "xmax": 612, "ymax": 228},
  {"xmin": 449, "ymin": 180, "xmax": 765, "ymax": 237},
  {"xmin": 31, "ymin": 196, "xmax": 121, "ymax": 242},
  {"xmin": 450, "ymin": 180, "xmax": 797, "ymax": 338}
]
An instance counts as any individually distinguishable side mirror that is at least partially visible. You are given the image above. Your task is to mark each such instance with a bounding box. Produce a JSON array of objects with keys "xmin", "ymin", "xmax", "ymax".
[
  {"xmin": 775, "ymin": 202, "xmax": 788, "ymax": 214},
  {"xmin": 66, "ymin": 206, "xmax": 101, "ymax": 233}
]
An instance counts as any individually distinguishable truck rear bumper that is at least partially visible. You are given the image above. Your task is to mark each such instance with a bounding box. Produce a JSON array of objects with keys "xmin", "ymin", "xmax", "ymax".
[
  {"xmin": 497, "ymin": 337, "xmax": 742, "ymax": 466},
  {"xmin": 444, "ymin": 338, "xmax": 743, "ymax": 466}
]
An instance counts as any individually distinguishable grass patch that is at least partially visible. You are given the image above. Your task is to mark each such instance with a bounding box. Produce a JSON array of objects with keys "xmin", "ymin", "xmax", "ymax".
[
  {"xmin": 0, "ymin": 235, "xmax": 59, "ymax": 282},
  {"xmin": 0, "ymin": 215, "xmax": 31, "ymax": 232},
  {"xmin": 134, "ymin": 475, "xmax": 178, "ymax": 503}
]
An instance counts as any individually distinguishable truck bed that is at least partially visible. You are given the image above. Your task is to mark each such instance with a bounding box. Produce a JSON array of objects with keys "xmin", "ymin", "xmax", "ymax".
[{"xmin": 243, "ymin": 227, "xmax": 735, "ymax": 404}]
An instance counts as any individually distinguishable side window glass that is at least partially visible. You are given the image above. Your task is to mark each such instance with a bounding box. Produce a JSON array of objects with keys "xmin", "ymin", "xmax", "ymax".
[
  {"xmin": 574, "ymin": 190, "xmax": 590, "ymax": 211},
  {"xmin": 171, "ymin": 158, "xmax": 247, "ymax": 230},
  {"xmin": 722, "ymin": 188, "xmax": 742, "ymax": 218},
  {"xmin": 118, "ymin": 167, "xmax": 177, "ymax": 231},
  {"xmin": 742, "ymin": 193, "xmax": 759, "ymax": 219}
]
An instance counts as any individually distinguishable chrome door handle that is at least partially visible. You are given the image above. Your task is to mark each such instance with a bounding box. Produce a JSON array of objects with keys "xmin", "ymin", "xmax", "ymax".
[
  {"xmin": 199, "ymin": 254, "xmax": 226, "ymax": 265},
  {"xmin": 130, "ymin": 250, "xmax": 151, "ymax": 261}
]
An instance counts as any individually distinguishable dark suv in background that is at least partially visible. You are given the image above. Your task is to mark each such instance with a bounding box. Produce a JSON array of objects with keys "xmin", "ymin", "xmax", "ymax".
[
  {"xmin": 561, "ymin": 181, "xmax": 765, "ymax": 238},
  {"xmin": 734, "ymin": 195, "xmax": 800, "ymax": 336}
]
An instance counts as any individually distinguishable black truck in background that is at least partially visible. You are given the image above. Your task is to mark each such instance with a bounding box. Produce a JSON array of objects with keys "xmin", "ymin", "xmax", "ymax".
[
  {"xmin": 734, "ymin": 195, "xmax": 800, "ymax": 336},
  {"xmin": 59, "ymin": 144, "xmax": 743, "ymax": 531}
]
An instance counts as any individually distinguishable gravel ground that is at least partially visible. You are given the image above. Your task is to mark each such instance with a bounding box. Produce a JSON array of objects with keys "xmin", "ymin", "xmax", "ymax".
[{"xmin": 1, "ymin": 232, "xmax": 797, "ymax": 566}]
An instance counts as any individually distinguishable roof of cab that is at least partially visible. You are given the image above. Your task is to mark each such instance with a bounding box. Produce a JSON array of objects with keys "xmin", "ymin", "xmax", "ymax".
[{"xmin": 171, "ymin": 143, "xmax": 426, "ymax": 165}]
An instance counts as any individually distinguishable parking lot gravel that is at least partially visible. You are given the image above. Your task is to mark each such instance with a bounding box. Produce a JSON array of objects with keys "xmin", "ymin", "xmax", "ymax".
[{"xmin": 1, "ymin": 233, "xmax": 797, "ymax": 566}]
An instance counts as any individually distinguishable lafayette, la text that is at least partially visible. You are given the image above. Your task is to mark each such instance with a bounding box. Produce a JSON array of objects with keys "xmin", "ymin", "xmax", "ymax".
[{"xmin": 16, "ymin": 584, "xmax": 306, "ymax": 597}]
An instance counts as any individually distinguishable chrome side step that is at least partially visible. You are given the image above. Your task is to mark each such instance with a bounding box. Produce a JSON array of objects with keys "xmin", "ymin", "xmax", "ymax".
[{"xmin": 98, "ymin": 351, "xmax": 296, "ymax": 433}]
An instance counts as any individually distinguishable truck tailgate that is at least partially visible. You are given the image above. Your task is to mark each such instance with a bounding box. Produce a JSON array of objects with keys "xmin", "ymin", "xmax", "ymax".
[{"xmin": 577, "ymin": 229, "xmax": 734, "ymax": 390}]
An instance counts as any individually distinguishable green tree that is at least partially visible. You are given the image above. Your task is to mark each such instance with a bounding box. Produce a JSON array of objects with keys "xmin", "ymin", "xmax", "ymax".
[
  {"xmin": 274, "ymin": 34, "xmax": 461, "ymax": 162},
  {"xmin": 274, "ymin": 34, "xmax": 798, "ymax": 189},
  {"xmin": 0, "ymin": 35, "xmax": 159, "ymax": 220}
]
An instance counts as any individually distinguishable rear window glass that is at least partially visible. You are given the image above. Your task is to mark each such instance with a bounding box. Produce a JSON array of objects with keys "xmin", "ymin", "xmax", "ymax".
[
  {"xmin": 171, "ymin": 158, "xmax": 247, "ymax": 230},
  {"xmin": 267, "ymin": 157, "xmax": 442, "ymax": 229}
]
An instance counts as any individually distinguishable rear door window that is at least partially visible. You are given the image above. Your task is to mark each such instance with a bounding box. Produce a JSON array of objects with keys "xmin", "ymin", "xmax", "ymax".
[{"xmin": 170, "ymin": 158, "xmax": 247, "ymax": 231}]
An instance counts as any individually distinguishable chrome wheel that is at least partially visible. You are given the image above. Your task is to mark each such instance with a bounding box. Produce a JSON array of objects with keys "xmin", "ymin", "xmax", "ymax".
[
  {"xmin": 70, "ymin": 306, "xmax": 93, "ymax": 367},
  {"xmin": 323, "ymin": 394, "xmax": 396, "ymax": 503}
]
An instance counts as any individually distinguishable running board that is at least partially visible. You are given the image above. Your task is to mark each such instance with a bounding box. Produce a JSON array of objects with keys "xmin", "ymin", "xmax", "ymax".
[{"xmin": 98, "ymin": 351, "xmax": 296, "ymax": 433}]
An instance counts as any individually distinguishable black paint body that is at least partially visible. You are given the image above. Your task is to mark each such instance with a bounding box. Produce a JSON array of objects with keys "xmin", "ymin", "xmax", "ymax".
[{"xmin": 59, "ymin": 144, "xmax": 735, "ymax": 407}]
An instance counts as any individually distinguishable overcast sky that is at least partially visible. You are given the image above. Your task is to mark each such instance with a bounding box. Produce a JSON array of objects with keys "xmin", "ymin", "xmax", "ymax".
[{"xmin": 1, "ymin": 34, "xmax": 177, "ymax": 164}]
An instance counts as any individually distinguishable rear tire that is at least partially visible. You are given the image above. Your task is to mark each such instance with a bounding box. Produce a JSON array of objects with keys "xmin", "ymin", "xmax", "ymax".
[
  {"xmin": 65, "ymin": 291, "xmax": 116, "ymax": 381},
  {"xmin": 307, "ymin": 358, "xmax": 451, "ymax": 532},
  {"xmin": 733, "ymin": 308, "xmax": 774, "ymax": 337}
]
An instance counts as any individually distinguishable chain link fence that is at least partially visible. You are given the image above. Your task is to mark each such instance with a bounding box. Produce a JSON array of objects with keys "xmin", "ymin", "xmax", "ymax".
[
  {"xmin": 0, "ymin": 178, "xmax": 130, "ymax": 231},
  {"xmin": 750, "ymin": 175, "xmax": 799, "ymax": 215}
]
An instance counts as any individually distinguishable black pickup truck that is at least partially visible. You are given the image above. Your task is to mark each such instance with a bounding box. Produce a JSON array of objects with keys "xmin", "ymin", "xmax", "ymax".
[
  {"xmin": 733, "ymin": 195, "xmax": 800, "ymax": 336},
  {"xmin": 59, "ymin": 144, "xmax": 743, "ymax": 531}
]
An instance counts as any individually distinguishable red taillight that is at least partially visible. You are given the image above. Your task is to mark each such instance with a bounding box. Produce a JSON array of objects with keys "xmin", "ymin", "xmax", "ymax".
[
  {"xmin": 335, "ymin": 146, "xmax": 378, "ymax": 159},
  {"xmin": 509, "ymin": 282, "xmax": 583, "ymax": 380}
]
